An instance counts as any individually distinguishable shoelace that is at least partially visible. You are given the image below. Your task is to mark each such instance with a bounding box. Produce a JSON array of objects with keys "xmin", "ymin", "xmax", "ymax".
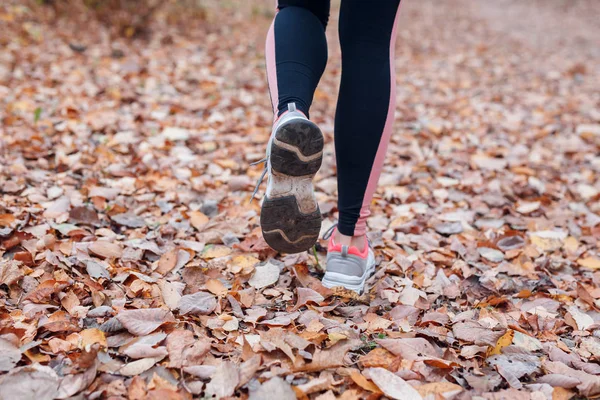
[
  {"xmin": 322, "ymin": 223, "xmax": 338, "ymax": 240},
  {"xmin": 250, "ymin": 157, "xmax": 268, "ymax": 201}
]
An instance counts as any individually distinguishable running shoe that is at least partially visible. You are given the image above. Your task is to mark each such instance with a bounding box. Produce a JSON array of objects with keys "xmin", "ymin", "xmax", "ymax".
[
  {"xmin": 321, "ymin": 226, "xmax": 376, "ymax": 294},
  {"xmin": 253, "ymin": 103, "xmax": 323, "ymax": 253}
]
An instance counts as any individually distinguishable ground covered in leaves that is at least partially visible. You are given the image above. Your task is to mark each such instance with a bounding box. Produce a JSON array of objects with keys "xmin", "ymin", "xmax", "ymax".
[{"xmin": 1, "ymin": 0, "xmax": 600, "ymax": 399}]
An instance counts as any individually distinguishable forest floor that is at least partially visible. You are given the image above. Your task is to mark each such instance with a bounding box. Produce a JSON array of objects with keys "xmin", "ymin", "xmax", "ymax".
[{"xmin": 1, "ymin": 0, "xmax": 600, "ymax": 399}]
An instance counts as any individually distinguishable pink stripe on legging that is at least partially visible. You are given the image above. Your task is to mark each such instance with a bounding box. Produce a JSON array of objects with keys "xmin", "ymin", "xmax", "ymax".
[
  {"xmin": 266, "ymin": 14, "xmax": 279, "ymax": 117},
  {"xmin": 353, "ymin": 4, "xmax": 402, "ymax": 236}
]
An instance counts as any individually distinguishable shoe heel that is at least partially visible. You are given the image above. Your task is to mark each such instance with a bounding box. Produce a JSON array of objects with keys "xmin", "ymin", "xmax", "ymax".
[{"xmin": 261, "ymin": 196, "xmax": 322, "ymax": 253}]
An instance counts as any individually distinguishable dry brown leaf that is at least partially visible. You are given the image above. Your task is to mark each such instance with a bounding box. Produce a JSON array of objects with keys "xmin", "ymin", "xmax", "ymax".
[
  {"xmin": 0, "ymin": 337, "xmax": 21, "ymax": 372},
  {"xmin": 0, "ymin": 260, "xmax": 23, "ymax": 286},
  {"xmin": 119, "ymin": 356, "xmax": 165, "ymax": 376},
  {"xmin": 377, "ymin": 338, "xmax": 442, "ymax": 360},
  {"xmin": 297, "ymin": 339, "xmax": 361, "ymax": 372},
  {"xmin": 416, "ymin": 382, "xmax": 463, "ymax": 398},
  {"xmin": 453, "ymin": 321, "xmax": 506, "ymax": 346},
  {"xmin": 188, "ymin": 211, "xmax": 209, "ymax": 231},
  {"xmin": 359, "ymin": 347, "xmax": 398, "ymax": 369},
  {"xmin": 88, "ymin": 241, "xmax": 123, "ymax": 259},
  {"xmin": 294, "ymin": 287, "xmax": 325, "ymax": 310},
  {"xmin": 349, "ymin": 370, "xmax": 382, "ymax": 393},
  {"xmin": 204, "ymin": 361, "xmax": 239, "ymax": 399},
  {"xmin": 116, "ymin": 308, "xmax": 175, "ymax": 336},
  {"xmin": 578, "ymin": 257, "xmax": 600, "ymax": 270},
  {"xmin": 205, "ymin": 279, "xmax": 228, "ymax": 296},
  {"xmin": 367, "ymin": 367, "xmax": 423, "ymax": 400},
  {"xmin": 178, "ymin": 291, "xmax": 217, "ymax": 315},
  {"xmin": 166, "ymin": 329, "xmax": 195, "ymax": 368},
  {"xmin": 248, "ymin": 260, "xmax": 280, "ymax": 289},
  {"xmin": 0, "ymin": 364, "xmax": 59, "ymax": 400},
  {"xmin": 157, "ymin": 248, "xmax": 179, "ymax": 275},
  {"xmin": 249, "ymin": 377, "xmax": 296, "ymax": 400}
]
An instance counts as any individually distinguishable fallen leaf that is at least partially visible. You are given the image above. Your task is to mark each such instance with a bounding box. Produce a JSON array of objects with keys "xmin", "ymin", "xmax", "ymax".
[
  {"xmin": 116, "ymin": 308, "xmax": 175, "ymax": 336},
  {"xmin": 205, "ymin": 279, "xmax": 228, "ymax": 296},
  {"xmin": 205, "ymin": 361, "xmax": 240, "ymax": 399},
  {"xmin": 0, "ymin": 337, "xmax": 21, "ymax": 371},
  {"xmin": 248, "ymin": 260, "xmax": 280, "ymax": 289},
  {"xmin": 119, "ymin": 356, "xmax": 165, "ymax": 376},
  {"xmin": 88, "ymin": 241, "xmax": 123, "ymax": 259},
  {"xmin": 453, "ymin": 321, "xmax": 506, "ymax": 346},
  {"xmin": 578, "ymin": 257, "xmax": 600, "ymax": 270},
  {"xmin": 189, "ymin": 211, "xmax": 209, "ymax": 231},
  {"xmin": 349, "ymin": 370, "xmax": 382, "ymax": 393},
  {"xmin": 0, "ymin": 364, "xmax": 59, "ymax": 400},
  {"xmin": 249, "ymin": 377, "xmax": 296, "ymax": 400},
  {"xmin": 178, "ymin": 291, "xmax": 217, "ymax": 315},
  {"xmin": 367, "ymin": 367, "xmax": 423, "ymax": 400},
  {"xmin": 416, "ymin": 382, "xmax": 463, "ymax": 398}
]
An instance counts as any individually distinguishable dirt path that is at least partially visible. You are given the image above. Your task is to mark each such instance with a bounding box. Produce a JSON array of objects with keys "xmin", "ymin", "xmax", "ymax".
[{"xmin": 1, "ymin": 1, "xmax": 600, "ymax": 399}]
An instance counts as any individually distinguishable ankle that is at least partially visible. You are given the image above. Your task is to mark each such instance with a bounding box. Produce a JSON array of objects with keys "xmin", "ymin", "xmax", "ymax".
[{"xmin": 334, "ymin": 230, "xmax": 367, "ymax": 252}]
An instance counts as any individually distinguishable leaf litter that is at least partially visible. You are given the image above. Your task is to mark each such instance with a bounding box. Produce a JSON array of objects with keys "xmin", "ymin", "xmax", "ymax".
[{"xmin": 1, "ymin": 0, "xmax": 600, "ymax": 399}]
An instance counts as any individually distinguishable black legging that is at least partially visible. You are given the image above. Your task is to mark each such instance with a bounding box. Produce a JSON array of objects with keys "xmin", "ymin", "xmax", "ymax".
[{"xmin": 266, "ymin": 0, "xmax": 401, "ymax": 236}]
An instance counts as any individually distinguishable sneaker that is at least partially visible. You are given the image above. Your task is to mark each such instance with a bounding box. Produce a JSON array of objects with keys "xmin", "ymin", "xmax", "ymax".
[
  {"xmin": 254, "ymin": 103, "xmax": 323, "ymax": 253},
  {"xmin": 321, "ymin": 227, "xmax": 376, "ymax": 294}
]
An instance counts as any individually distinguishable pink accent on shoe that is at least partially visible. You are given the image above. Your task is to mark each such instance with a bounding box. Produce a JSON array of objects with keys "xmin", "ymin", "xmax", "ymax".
[
  {"xmin": 266, "ymin": 18, "xmax": 279, "ymax": 118},
  {"xmin": 354, "ymin": 4, "xmax": 402, "ymax": 236},
  {"xmin": 327, "ymin": 230, "xmax": 368, "ymax": 259}
]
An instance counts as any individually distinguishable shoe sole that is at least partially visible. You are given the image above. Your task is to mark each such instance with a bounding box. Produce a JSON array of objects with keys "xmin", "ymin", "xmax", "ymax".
[
  {"xmin": 322, "ymin": 253, "xmax": 377, "ymax": 294},
  {"xmin": 261, "ymin": 118, "xmax": 324, "ymax": 253}
]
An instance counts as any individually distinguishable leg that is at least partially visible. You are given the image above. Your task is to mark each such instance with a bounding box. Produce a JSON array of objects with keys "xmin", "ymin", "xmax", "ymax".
[
  {"xmin": 260, "ymin": 1, "xmax": 330, "ymax": 253},
  {"xmin": 266, "ymin": 0, "xmax": 330, "ymax": 118},
  {"xmin": 335, "ymin": 0, "xmax": 401, "ymax": 242}
]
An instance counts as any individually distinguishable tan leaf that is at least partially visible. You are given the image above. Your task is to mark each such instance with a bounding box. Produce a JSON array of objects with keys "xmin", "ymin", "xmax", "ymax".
[
  {"xmin": 249, "ymin": 377, "xmax": 296, "ymax": 400},
  {"xmin": 293, "ymin": 287, "xmax": 325, "ymax": 310},
  {"xmin": 166, "ymin": 329, "xmax": 195, "ymax": 368},
  {"xmin": 349, "ymin": 370, "xmax": 382, "ymax": 393},
  {"xmin": 189, "ymin": 211, "xmax": 209, "ymax": 231},
  {"xmin": 205, "ymin": 361, "xmax": 239, "ymax": 399},
  {"xmin": 0, "ymin": 364, "xmax": 59, "ymax": 400},
  {"xmin": 567, "ymin": 306, "xmax": 594, "ymax": 331},
  {"xmin": 238, "ymin": 355, "xmax": 261, "ymax": 388},
  {"xmin": 0, "ymin": 338, "xmax": 21, "ymax": 372},
  {"xmin": 79, "ymin": 328, "xmax": 107, "ymax": 348},
  {"xmin": 157, "ymin": 279, "xmax": 184, "ymax": 310},
  {"xmin": 116, "ymin": 308, "xmax": 175, "ymax": 336},
  {"xmin": 178, "ymin": 291, "xmax": 217, "ymax": 315},
  {"xmin": 543, "ymin": 361, "xmax": 600, "ymax": 396},
  {"xmin": 127, "ymin": 375, "xmax": 147, "ymax": 400},
  {"xmin": 205, "ymin": 279, "xmax": 228, "ymax": 296},
  {"xmin": 248, "ymin": 261, "xmax": 280, "ymax": 289},
  {"xmin": 416, "ymin": 382, "xmax": 463, "ymax": 398},
  {"xmin": 88, "ymin": 241, "xmax": 123, "ymax": 259},
  {"xmin": 0, "ymin": 260, "xmax": 23, "ymax": 286},
  {"xmin": 367, "ymin": 367, "xmax": 423, "ymax": 400},
  {"xmin": 359, "ymin": 347, "xmax": 397, "ymax": 369},
  {"xmin": 377, "ymin": 338, "xmax": 442, "ymax": 360},
  {"xmin": 201, "ymin": 245, "xmax": 232, "ymax": 259},
  {"xmin": 578, "ymin": 257, "xmax": 600, "ymax": 270},
  {"xmin": 297, "ymin": 339, "xmax": 361, "ymax": 372},
  {"xmin": 452, "ymin": 321, "xmax": 506, "ymax": 346},
  {"xmin": 55, "ymin": 360, "xmax": 98, "ymax": 399},
  {"xmin": 119, "ymin": 356, "xmax": 164, "ymax": 376},
  {"xmin": 157, "ymin": 248, "xmax": 178, "ymax": 275},
  {"xmin": 123, "ymin": 344, "xmax": 168, "ymax": 359}
]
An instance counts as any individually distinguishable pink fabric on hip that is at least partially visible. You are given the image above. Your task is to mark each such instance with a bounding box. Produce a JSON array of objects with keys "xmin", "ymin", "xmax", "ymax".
[
  {"xmin": 353, "ymin": 4, "xmax": 402, "ymax": 236},
  {"xmin": 265, "ymin": 16, "xmax": 279, "ymax": 118}
]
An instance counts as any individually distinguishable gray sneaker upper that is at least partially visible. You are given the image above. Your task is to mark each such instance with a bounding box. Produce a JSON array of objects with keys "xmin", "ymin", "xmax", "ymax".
[{"xmin": 326, "ymin": 250, "xmax": 368, "ymax": 277}]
